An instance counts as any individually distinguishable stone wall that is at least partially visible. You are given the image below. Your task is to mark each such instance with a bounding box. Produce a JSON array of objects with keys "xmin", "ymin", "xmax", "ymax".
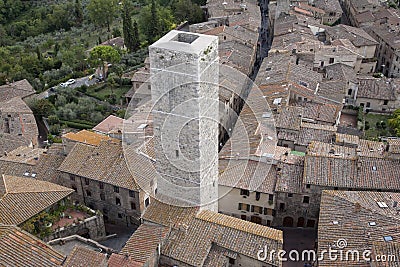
[{"xmin": 44, "ymin": 212, "xmax": 106, "ymax": 242}]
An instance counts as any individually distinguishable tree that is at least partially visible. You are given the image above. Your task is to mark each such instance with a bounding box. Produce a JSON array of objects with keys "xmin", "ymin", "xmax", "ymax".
[
  {"xmin": 75, "ymin": 0, "xmax": 84, "ymax": 26},
  {"xmin": 88, "ymin": 0, "xmax": 118, "ymax": 32},
  {"xmin": 132, "ymin": 20, "xmax": 140, "ymax": 51},
  {"xmin": 122, "ymin": 1, "xmax": 139, "ymax": 52},
  {"xmin": 139, "ymin": 1, "xmax": 175, "ymax": 44},
  {"xmin": 172, "ymin": 0, "xmax": 204, "ymax": 24},
  {"xmin": 28, "ymin": 99, "xmax": 56, "ymax": 118},
  {"xmin": 89, "ymin": 45, "xmax": 121, "ymax": 79},
  {"xmin": 389, "ymin": 109, "xmax": 400, "ymax": 136}
]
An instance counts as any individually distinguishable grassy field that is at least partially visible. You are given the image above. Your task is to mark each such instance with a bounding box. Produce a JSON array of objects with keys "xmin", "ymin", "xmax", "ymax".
[
  {"xmin": 85, "ymin": 84, "xmax": 131, "ymax": 104},
  {"xmin": 364, "ymin": 113, "xmax": 393, "ymax": 139}
]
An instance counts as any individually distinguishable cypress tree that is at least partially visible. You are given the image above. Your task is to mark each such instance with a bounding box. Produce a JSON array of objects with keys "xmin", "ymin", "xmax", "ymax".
[
  {"xmin": 132, "ymin": 20, "xmax": 140, "ymax": 51},
  {"xmin": 75, "ymin": 0, "xmax": 84, "ymax": 26}
]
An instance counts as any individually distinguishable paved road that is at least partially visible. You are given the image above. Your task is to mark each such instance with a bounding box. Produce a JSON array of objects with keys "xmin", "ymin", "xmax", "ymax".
[{"xmin": 69, "ymin": 76, "xmax": 98, "ymax": 89}]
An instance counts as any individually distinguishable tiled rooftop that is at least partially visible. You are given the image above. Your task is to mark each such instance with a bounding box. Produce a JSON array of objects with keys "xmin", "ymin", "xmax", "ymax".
[
  {"xmin": 93, "ymin": 115, "xmax": 124, "ymax": 134},
  {"xmin": 318, "ymin": 190, "xmax": 400, "ymax": 266},
  {"xmin": 304, "ymin": 141, "xmax": 400, "ymax": 190},
  {"xmin": 0, "ymin": 175, "xmax": 73, "ymax": 225},
  {"xmin": 161, "ymin": 210, "xmax": 283, "ymax": 266},
  {"xmin": 59, "ymin": 141, "xmax": 148, "ymax": 190},
  {"xmin": 63, "ymin": 245, "xmax": 107, "ymax": 267},
  {"xmin": 219, "ymin": 159, "xmax": 277, "ymax": 193},
  {"xmin": 327, "ymin": 24, "xmax": 378, "ymax": 47},
  {"xmin": 357, "ymin": 77, "xmax": 397, "ymax": 100},
  {"xmin": 0, "ymin": 224, "xmax": 64, "ymax": 267},
  {"xmin": 121, "ymin": 223, "xmax": 169, "ymax": 264},
  {"xmin": 0, "ymin": 79, "xmax": 35, "ymax": 102},
  {"xmin": 62, "ymin": 130, "xmax": 119, "ymax": 146}
]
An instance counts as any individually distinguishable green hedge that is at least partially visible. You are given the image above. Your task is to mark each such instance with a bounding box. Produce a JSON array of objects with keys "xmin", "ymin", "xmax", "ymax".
[{"xmin": 60, "ymin": 120, "xmax": 94, "ymax": 130}]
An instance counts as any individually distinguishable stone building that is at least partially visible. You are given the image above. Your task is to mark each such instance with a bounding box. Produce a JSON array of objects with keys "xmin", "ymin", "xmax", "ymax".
[
  {"xmin": 355, "ymin": 76, "xmax": 398, "ymax": 112},
  {"xmin": 0, "ymin": 80, "xmax": 38, "ymax": 154},
  {"xmin": 118, "ymin": 200, "xmax": 284, "ymax": 267},
  {"xmin": 149, "ymin": 30, "xmax": 219, "ymax": 211},
  {"xmin": 368, "ymin": 21, "xmax": 400, "ymax": 78},
  {"xmin": 273, "ymin": 153, "xmax": 319, "ymax": 228},
  {"xmin": 218, "ymin": 160, "xmax": 277, "ymax": 226},
  {"xmin": 58, "ymin": 141, "xmax": 155, "ymax": 226},
  {"xmin": 325, "ymin": 24, "xmax": 378, "ymax": 73}
]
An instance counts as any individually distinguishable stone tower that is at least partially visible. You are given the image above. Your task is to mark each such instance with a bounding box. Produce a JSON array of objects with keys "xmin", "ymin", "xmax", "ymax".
[{"xmin": 149, "ymin": 30, "xmax": 219, "ymax": 211}]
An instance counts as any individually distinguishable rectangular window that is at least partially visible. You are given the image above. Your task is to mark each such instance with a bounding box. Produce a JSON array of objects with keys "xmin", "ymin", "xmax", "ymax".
[
  {"xmin": 279, "ymin": 203, "xmax": 285, "ymax": 211},
  {"xmin": 118, "ymin": 213, "xmax": 123, "ymax": 219},
  {"xmin": 241, "ymin": 214, "xmax": 247, "ymax": 220},
  {"xmin": 229, "ymin": 258, "xmax": 235, "ymax": 265},
  {"xmin": 85, "ymin": 178, "xmax": 89, "ymax": 185},
  {"xmin": 100, "ymin": 193, "xmax": 105, "ymax": 201},
  {"xmin": 384, "ymin": 100, "xmax": 388, "ymax": 105},
  {"xmin": 348, "ymin": 89, "xmax": 352, "ymax": 96},
  {"xmin": 255, "ymin": 192, "xmax": 261, "ymax": 201},
  {"xmin": 99, "ymin": 182, "xmax": 104, "ymax": 189},
  {"xmin": 253, "ymin": 206, "xmax": 263, "ymax": 213},
  {"xmin": 240, "ymin": 189, "xmax": 250, "ymax": 196},
  {"xmin": 303, "ymin": 196, "xmax": 310, "ymax": 204},
  {"xmin": 70, "ymin": 175, "xmax": 75, "ymax": 181},
  {"xmin": 116, "ymin": 197, "xmax": 121, "ymax": 206},
  {"xmin": 268, "ymin": 194, "xmax": 274, "ymax": 201},
  {"xmin": 86, "ymin": 190, "xmax": 91, "ymax": 197},
  {"xmin": 366, "ymin": 102, "xmax": 371, "ymax": 108},
  {"xmin": 131, "ymin": 202, "xmax": 136, "ymax": 210},
  {"xmin": 114, "ymin": 186, "xmax": 119, "ymax": 193},
  {"xmin": 306, "ymin": 184, "xmax": 311, "ymax": 189},
  {"xmin": 288, "ymin": 193, "xmax": 293, "ymax": 197},
  {"xmin": 329, "ymin": 58, "xmax": 334, "ymax": 64},
  {"xmin": 239, "ymin": 203, "xmax": 250, "ymax": 211},
  {"xmin": 145, "ymin": 198, "xmax": 150, "ymax": 207},
  {"xmin": 129, "ymin": 190, "xmax": 135, "ymax": 198}
]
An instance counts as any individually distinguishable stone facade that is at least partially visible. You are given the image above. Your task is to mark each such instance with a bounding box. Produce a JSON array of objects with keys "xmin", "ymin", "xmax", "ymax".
[
  {"xmin": 59, "ymin": 173, "xmax": 145, "ymax": 227},
  {"xmin": 149, "ymin": 31, "xmax": 219, "ymax": 211},
  {"xmin": 274, "ymin": 186, "xmax": 320, "ymax": 228},
  {"xmin": 219, "ymin": 186, "xmax": 275, "ymax": 226}
]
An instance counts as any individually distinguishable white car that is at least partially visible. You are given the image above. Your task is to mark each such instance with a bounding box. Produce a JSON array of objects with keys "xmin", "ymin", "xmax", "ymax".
[{"xmin": 66, "ymin": 79, "xmax": 76, "ymax": 85}]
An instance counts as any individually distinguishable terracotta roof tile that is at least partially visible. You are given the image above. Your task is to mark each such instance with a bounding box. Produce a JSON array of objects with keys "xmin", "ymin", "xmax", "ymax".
[
  {"xmin": 318, "ymin": 191, "xmax": 400, "ymax": 266},
  {"xmin": 121, "ymin": 224, "xmax": 169, "ymax": 264},
  {"xmin": 0, "ymin": 175, "xmax": 73, "ymax": 225},
  {"xmin": 0, "ymin": 224, "xmax": 64, "ymax": 267},
  {"xmin": 62, "ymin": 130, "xmax": 119, "ymax": 146},
  {"xmin": 63, "ymin": 245, "xmax": 107, "ymax": 267}
]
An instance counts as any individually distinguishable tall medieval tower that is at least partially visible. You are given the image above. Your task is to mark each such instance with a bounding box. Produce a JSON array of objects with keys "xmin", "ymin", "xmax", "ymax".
[{"xmin": 149, "ymin": 30, "xmax": 219, "ymax": 211}]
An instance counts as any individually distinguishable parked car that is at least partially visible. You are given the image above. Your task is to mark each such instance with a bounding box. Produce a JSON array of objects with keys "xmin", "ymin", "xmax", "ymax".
[
  {"xmin": 66, "ymin": 79, "xmax": 76, "ymax": 85},
  {"xmin": 59, "ymin": 83, "xmax": 68, "ymax": 88}
]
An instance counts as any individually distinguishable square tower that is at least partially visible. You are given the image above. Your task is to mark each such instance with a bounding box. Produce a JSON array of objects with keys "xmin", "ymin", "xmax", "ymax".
[{"xmin": 149, "ymin": 31, "xmax": 219, "ymax": 211}]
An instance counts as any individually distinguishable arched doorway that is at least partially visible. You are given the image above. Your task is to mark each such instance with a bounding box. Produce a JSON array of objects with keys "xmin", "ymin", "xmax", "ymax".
[
  {"xmin": 297, "ymin": 217, "xmax": 305, "ymax": 227},
  {"xmin": 283, "ymin": 216, "xmax": 294, "ymax": 227}
]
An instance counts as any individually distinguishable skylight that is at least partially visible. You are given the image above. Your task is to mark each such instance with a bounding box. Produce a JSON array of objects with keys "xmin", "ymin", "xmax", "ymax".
[
  {"xmin": 384, "ymin": 236, "xmax": 393, "ymax": 242},
  {"xmin": 377, "ymin": 202, "xmax": 388, "ymax": 208}
]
